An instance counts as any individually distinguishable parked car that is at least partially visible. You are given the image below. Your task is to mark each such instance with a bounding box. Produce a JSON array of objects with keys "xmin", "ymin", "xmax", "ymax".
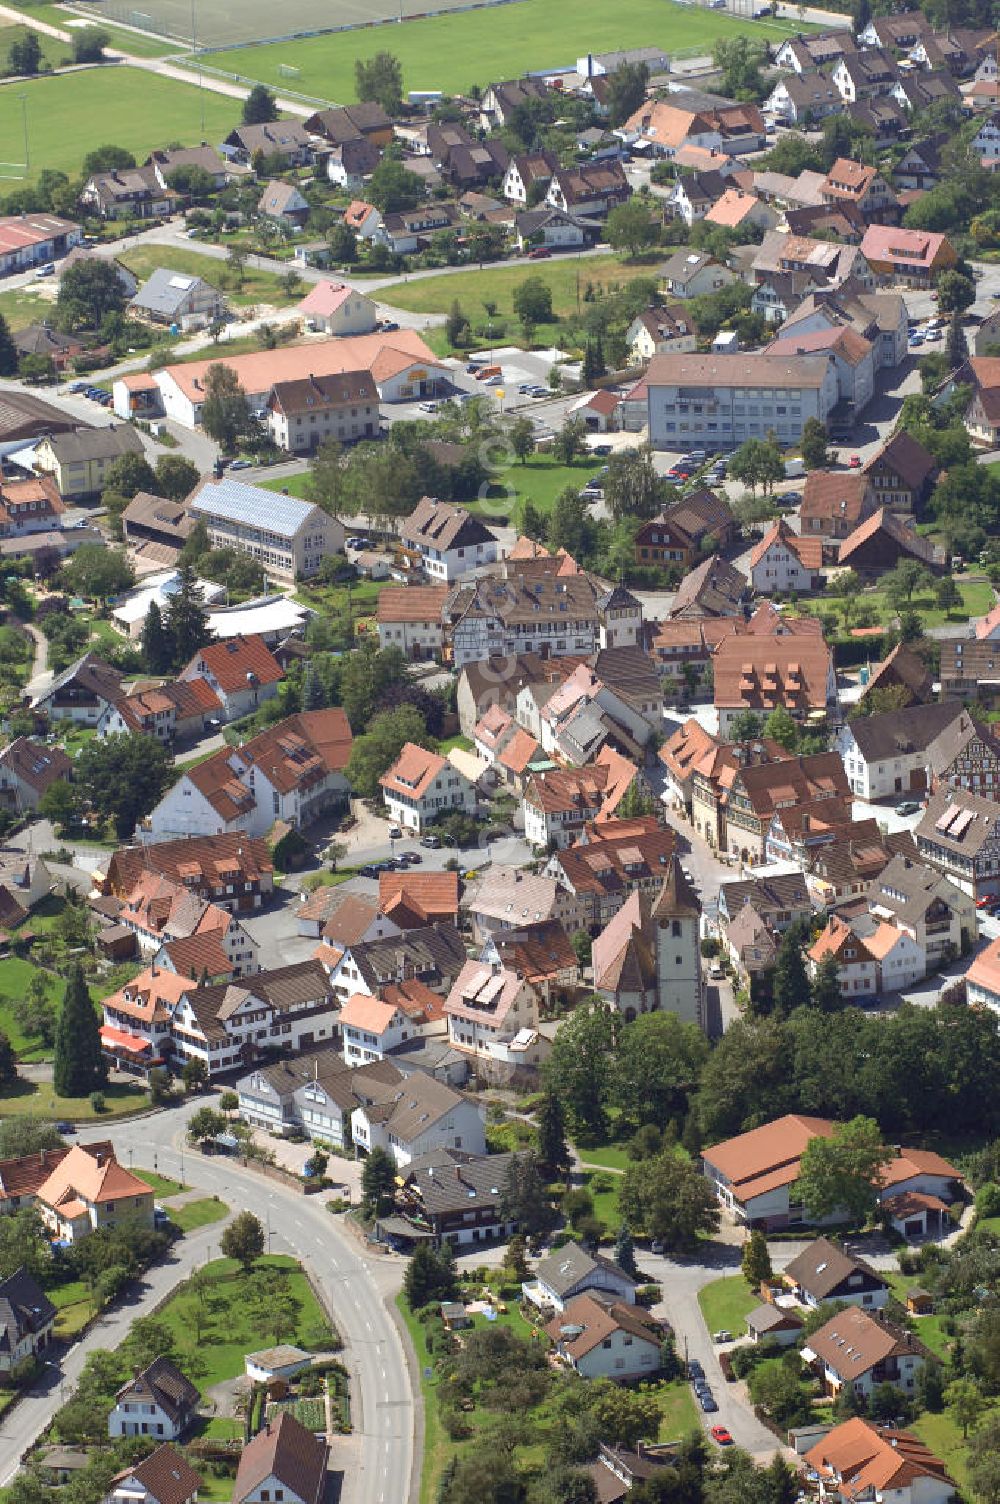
[
  {"xmin": 67, "ymin": 380, "xmax": 89, "ymax": 394},
  {"xmin": 687, "ymin": 1360, "xmax": 705, "ymax": 1381},
  {"xmin": 527, "ymin": 246, "xmax": 552, "ymax": 259},
  {"xmin": 896, "ymin": 800, "xmax": 920, "ymax": 816},
  {"xmin": 592, "ymin": 444, "xmax": 612, "ymax": 456},
  {"xmin": 387, "ymin": 825, "xmax": 403, "ymax": 839},
  {"xmin": 699, "ymin": 1391, "xmax": 719, "ymax": 1413},
  {"xmin": 56, "ymin": 1121, "xmax": 75, "ymax": 1134},
  {"xmin": 229, "ymin": 459, "xmax": 252, "ymax": 471},
  {"xmin": 34, "ymin": 262, "xmax": 55, "ymax": 278},
  {"xmin": 402, "ymin": 851, "xmax": 422, "ymax": 864},
  {"xmin": 421, "ymin": 833, "xmax": 442, "ymax": 848},
  {"xmin": 712, "ymin": 1330, "xmax": 733, "ymax": 1344},
  {"xmin": 848, "ymin": 455, "xmax": 861, "ymax": 468},
  {"xmin": 710, "ymin": 1426, "xmax": 733, "ymax": 1446}
]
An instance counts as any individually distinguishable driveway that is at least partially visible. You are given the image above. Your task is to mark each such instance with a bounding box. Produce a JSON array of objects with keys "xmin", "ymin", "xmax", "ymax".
[{"xmin": 639, "ymin": 1242, "xmax": 784, "ymax": 1461}]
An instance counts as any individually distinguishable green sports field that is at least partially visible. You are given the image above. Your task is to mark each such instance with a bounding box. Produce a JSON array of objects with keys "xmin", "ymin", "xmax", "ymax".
[
  {"xmin": 0, "ymin": 66, "xmax": 240, "ymax": 181},
  {"xmin": 206, "ymin": 0, "xmax": 812, "ymax": 102}
]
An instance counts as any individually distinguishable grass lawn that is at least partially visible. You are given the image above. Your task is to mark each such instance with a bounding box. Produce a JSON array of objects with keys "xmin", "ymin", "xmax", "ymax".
[
  {"xmin": 134, "ymin": 1168, "xmax": 187, "ymax": 1197},
  {"xmin": 0, "ymin": 19, "xmax": 71, "ymax": 66},
  {"xmin": 911, "ymin": 1404, "xmax": 999, "ymax": 1494},
  {"xmin": 377, "ymin": 253, "xmax": 633, "ymax": 340},
  {"xmin": 0, "ymin": 66, "xmax": 240, "ymax": 181},
  {"xmin": 99, "ymin": 22, "xmax": 189, "ymax": 56},
  {"xmin": 49, "ymin": 1279, "xmax": 94, "ymax": 1338},
  {"xmin": 156, "ymin": 1254, "xmax": 333, "ymax": 1390},
  {"xmin": 436, "ymin": 734, "xmax": 473, "ymax": 755},
  {"xmin": 206, "ymin": 0, "xmax": 810, "ymax": 101},
  {"xmin": 696, "ymin": 1276, "xmax": 757, "ymax": 1341},
  {"xmin": 574, "ymin": 1142, "xmax": 630, "ymax": 1171},
  {"xmin": 262, "ymin": 471, "xmax": 310, "ymax": 499},
  {"xmin": 853, "ymin": 578, "xmax": 994, "ymax": 632},
  {"xmin": 578, "ymin": 1169, "xmax": 620, "ymax": 1235},
  {"xmin": 0, "ymin": 1, "xmax": 74, "ymax": 26},
  {"xmin": 884, "ymin": 1273, "xmax": 951, "ymax": 1359},
  {"xmin": 484, "ymin": 454, "xmax": 597, "ymax": 518},
  {"xmin": 0, "ymin": 955, "xmax": 63, "ymax": 1056},
  {"xmin": 652, "ymin": 1378, "xmax": 699, "ymax": 1441},
  {"xmin": 0, "ymin": 284, "xmax": 50, "ymax": 333},
  {"xmin": 0, "ymin": 1077, "xmax": 148, "ymax": 1119},
  {"xmin": 168, "ymin": 1196, "xmax": 229, "ymax": 1232},
  {"xmin": 118, "ymin": 244, "xmax": 300, "ymax": 309}
]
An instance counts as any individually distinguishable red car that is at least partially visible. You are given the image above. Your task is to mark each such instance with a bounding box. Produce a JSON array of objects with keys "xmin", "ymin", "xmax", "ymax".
[
  {"xmin": 710, "ymin": 1426, "xmax": 733, "ymax": 1446},
  {"xmin": 527, "ymin": 247, "xmax": 552, "ymax": 259},
  {"xmin": 848, "ymin": 455, "xmax": 861, "ymax": 468}
]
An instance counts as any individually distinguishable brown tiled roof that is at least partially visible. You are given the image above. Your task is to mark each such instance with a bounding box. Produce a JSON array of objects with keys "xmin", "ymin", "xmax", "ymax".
[
  {"xmin": 863, "ymin": 430, "xmax": 936, "ymax": 491},
  {"xmin": 233, "ymin": 1414, "xmax": 327, "ymax": 1504},
  {"xmin": 106, "ymin": 834, "xmax": 272, "ymax": 900},
  {"xmin": 112, "ymin": 1444, "xmax": 201, "ymax": 1504},
  {"xmin": 189, "ymin": 634, "xmax": 284, "ymax": 694},
  {"xmin": 713, "ymin": 634, "xmax": 832, "ymax": 715},
  {"xmin": 376, "ymin": 586, "xmax": 449, "ymax": 624},
  {"xmin": 554, "ymin": 818, "xmax": 676, "ymax": 897},
  {"xmin": 808, "ymin": 1306, "xmax": 930, "ymax": 1379},
  {"xmin": 378, "ymin": 871, "xmax": 459, "ymax": 926},
  {"xmin": 37, "ymin": 1145, "xmax": 153, "ymax": 1209},
  {"xmin": 316, "ymin": 893, "xmax": 379, "ymax": 947},
  {"xmin": 545, "ymin": 1292, "xmax": 661, "ymax": 1359},
  {"xmin": 494, "ymin": 920, "xmax": 577, "ymax": 982},
  {"xmin": 0, "ymin": 738, "xmax": 71, "ymax": 794},
  {"xmin": 668, "ymin": 553, "xmax": 746, "ymax": 618},
  {"xmin": 838, "ymin": 508, "xmax": 938, "ymax": 568},
  {"xmin": 801, "ymin": 470, "xmax": 873, "ymax": 528}
]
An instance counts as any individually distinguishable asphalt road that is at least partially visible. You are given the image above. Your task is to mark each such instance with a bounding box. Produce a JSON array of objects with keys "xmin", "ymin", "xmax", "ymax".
[
  {"xmin": 65, "ymin": 1102, "xmax": 415, "ymax": 1504},
  {"xmin": 0, "ymin": 1210, "xmax": 225, "ymax": 1488}
]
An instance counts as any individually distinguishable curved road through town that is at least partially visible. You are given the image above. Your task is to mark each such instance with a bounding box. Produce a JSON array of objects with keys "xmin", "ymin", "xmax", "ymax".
[{"xmin": 0, "ymin": 1103, "xmax": 416, "ymax": 1504}]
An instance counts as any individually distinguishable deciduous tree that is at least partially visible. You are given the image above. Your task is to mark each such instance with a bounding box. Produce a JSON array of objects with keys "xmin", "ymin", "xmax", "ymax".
[
  {"xmin": 355, "ymin": 51, "xmax": 403, "ymax": 113},
  {"xmin": 619, "ymin": 1148, "xmax": 720, "ymax": 1252},
  {"xmin": 741, "ymin": 1227, "xmax": 772, "ymax": 1289},
  {"xmin": 201, "ymin": 362, "xmax": 253, "ymax": 453},
  {"xmin": 220, "ymin": 1210, "xmax": 266, "ymax": 1271},
  {"xmin": 797, "ymin": 1115, "xmax": 890, "ymax": 1225},
  {"xmin": 545, "ymin": 1002, "xmax": 615, "ymax": 1138},
  {"xmin": 603, "ymin": 445, "xmax": 668, "ymax": 522},
  {"xmin": 75, "ymin": 732, "xmax": 174, "ymax": 837}
]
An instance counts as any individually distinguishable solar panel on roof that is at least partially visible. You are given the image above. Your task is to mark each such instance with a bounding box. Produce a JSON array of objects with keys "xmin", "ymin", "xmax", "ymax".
[
  {"xmin": 951, "ymin": 808, "xmax": 975, "ymax": 839},
  {"xmin": 935, "ymin": 806, "xmax": 959, "ymax": 832}
]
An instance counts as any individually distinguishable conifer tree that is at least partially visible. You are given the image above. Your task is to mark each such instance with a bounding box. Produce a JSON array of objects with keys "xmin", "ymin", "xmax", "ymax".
[{"xmin": 53, "ymin": 964, "xmax": 105, "ymax": 1098}]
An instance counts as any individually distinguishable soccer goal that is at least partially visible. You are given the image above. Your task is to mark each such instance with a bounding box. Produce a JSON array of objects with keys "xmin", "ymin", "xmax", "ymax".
[{"xmin": 277, "ymin": 63, "xmax": 302, "ymax": 80}]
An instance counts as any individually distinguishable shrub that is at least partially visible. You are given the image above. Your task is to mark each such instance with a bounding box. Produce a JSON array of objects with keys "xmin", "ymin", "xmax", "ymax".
[
  {"xmin": 89, "ymin": 1092, "xmax": 105, "ymax": 1113},
  {"xmin": 975, "ymin": 1182, "xmax": 1000, "ymax": 1218}
]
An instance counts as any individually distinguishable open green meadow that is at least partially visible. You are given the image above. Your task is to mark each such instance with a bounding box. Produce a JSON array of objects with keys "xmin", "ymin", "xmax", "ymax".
[
  {"xmin": 0, "ymin": 66, "xmax": 240, "ymax": 181},
  {"xmin": 205, "ymin": 0, "xmax": 810, "ymax": 102}
]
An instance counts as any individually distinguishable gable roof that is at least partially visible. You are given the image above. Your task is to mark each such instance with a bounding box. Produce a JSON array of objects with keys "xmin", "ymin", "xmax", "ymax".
[
  {"xmin": 712, "ymin": 634, "xmax": 833, "ymax": 715},
  {"xmin": 0, "ymin": 737, "xmax": 72, "ymax": 796},
  {"xmin": 189, "ymin": 634, "xmax": 284, "ymax": 694},
  {"xmin": 115, "ymin": 1357, "xmax": 200, "ymax": 1426},
  {"xmin": 0, "ymin": 1267, "xmax": 56, "ymax": 1354},
  {"xmin": 546, "ymin": 1292, "xmax": 662, "ymax": 1359},
  {"xmin": 807, "ymin": 1305, "xmax": 930, "ymax": 1379},
  {"xmin": 838, "ymin": 508, "xmax": 939, "ymax": 568},
  {"xmin": 846, "ymin": 700, "xmax": 962, "ymax": 762},
  {"xmin": 592, "ymin": 889, "xmax": 656, "ymax": 995},
  {"xmin": 805, "ymin": 1419, "xmax": 953, "ymax": 1501},
  {"xmin": 112, "ymin": 1445, "xmax": 201, "ymax": 1504},
  {"xmin": 702, "ymin": 1114, "xmax": 836, "ymax": 1203},
  {"xmin": 864, "ymin": 430, "xmax": 936, "ymax": 491},
  {"xmin": 233, "ymin": 1413, "xmax": 328, "ymax": 1504},
  {"xmin": 534, "ymin": 1244, "xmax": 637, "ymax": 1300},
  {"xmin": 750, "ymin": 517, "xmax": 823, "ymax": 572},
  {"xmin": 784, "ymin": 1237, "xmax": 887, "ymax": 1300}
]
